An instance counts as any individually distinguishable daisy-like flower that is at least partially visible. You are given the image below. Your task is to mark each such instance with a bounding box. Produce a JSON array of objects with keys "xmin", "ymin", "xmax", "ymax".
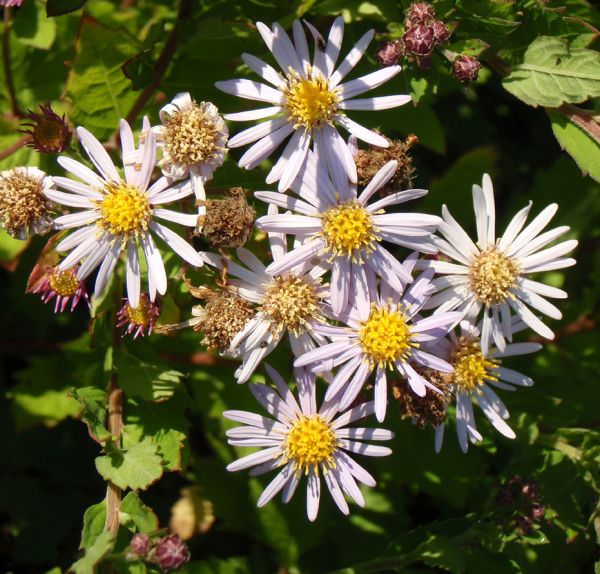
[
  {"xmin": 225, "ymin": 365, "xmax": 393, "ymax": 521},
  {"xmin": 420, "ymin": 174, "xmax": 577, "ymax": 354},
  {"xmin": 203, "ymin": 218, "xmax": 330, "ymax": 383},
  {"xmin": 116, "ymin": 293, "xmax": 160, "ymax": 338},
  {"xmin": 30, "ymin": 264, "xmax": 88, "ymax": 313},
  {"xmin": 255, "ymin": 153, "xmax": 440, "ymax": 314},
  {"xmin": 431, "ymin": 319, "xmax": 541, "ymax": 453},
  {"xmin": 45, "ymin": 120, "xmax": 205, "ymax": 308},
  {"xmin": 0, "ymin": 167, "xmax": 55, "ymax": 239},
  {"xmin": 295, "ymin": 258, "xmax": 462, "ymax": 421},
  {"xmin": 216, "ymin": 18, "xmax": 411, "ymax": 191},
  {"xmin": 152, "ymin": 92, "xmax": 228, "ymax": 200}
]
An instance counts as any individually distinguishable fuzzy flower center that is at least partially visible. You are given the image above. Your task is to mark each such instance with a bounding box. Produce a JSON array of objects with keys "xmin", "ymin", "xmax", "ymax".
[
  {"xmin": 0, "ymin": 171, "xmax": 50, "ymax": 236},
  {"xmin": 163, "ymin": 101, "xmax": 226, "ymax": 167},
  {"xmin": 321, "ymin": 201, "xmax": 378, "ymax": 259},
  {"xmin": 283, "ymin": 415, "xmax": 337, "ymax": 474},
  {"xmin": 469, "ymin": 248, "xmax": 520, "ymax": 306},
  {"xmin": 49, "ymin": 269, "xmax": 79, "ymax": 297},
  {"xmin": 284, "ymin": 70, "xmax": 339, "ymax": 130},
  {"xmin": 451, "ymin": 338, "xmax": 499, "ymax": 392},
  {"xmin": 126, "ymin": 296, "xmax": 156, "ymax": 326},
  {"xmin": 98, "ymin": 182, "xmax": 152, "ymax": 237},
  {"xmin": 360, "ymin": 304, "xmax": 414, "ymax": 367},
  {"xmin": 261, "ymin": 275, "xmax": 321, "ymax": 335}
]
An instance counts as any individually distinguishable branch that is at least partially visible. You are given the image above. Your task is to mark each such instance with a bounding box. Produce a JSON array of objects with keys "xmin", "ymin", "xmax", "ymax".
[
  {"xmin": 0, "ymin": 135, "xmax": 29, "ymax": 161},
  {"xmin": 124, "ymin": 0, "xmax": 192, "ymax": 126}
]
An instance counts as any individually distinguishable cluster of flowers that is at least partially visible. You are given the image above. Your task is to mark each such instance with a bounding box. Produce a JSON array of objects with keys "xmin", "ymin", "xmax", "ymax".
[
  {"xmin": 128, "ymin": 532, "xmax": 190, "ymax": 572},
  {"xmin": 0, "ymin": 16, "xmax": 576, "ymax": 523},
  {"xmin": 376, "ymin": 2, "xmax": 482, "ymax": 84}
]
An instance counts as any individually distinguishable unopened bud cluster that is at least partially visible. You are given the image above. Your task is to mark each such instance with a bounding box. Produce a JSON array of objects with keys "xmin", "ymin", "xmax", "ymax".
[
  {"xmin": 377, "ymin": 2, "xmax": 482, "ymax": 84},
  {"xmin": 128, "ymin": 532, "xmax": 190, "ymax": 572},
  {"xmin": 495, "ymin": 476, "xmax": 547, "ymax": 535}
]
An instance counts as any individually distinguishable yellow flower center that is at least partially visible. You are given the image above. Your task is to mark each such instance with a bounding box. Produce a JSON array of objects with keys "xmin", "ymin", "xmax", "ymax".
[
  {"xmin": 49, "ymin": 269, "xmax": 79, "ymax": 297},
  {"xmin": 469, "ymin": 248, "xmax": 520, "ymax": 306},
  {"xmin": 261, "ymin": 274, "xmax": 321, "ymax": 336},
  {"xmin": 283, "ymin": 415, "xmax": 337, "ymax": 474},
  {"xmin": 284, "ymin": 70, "xmax": 339, "ymax": 130},
  {"xmin": 97, "ymin": 182, "xmax": 152, "ymax": 237},
  {"xmin": 360, "ymin": 304, "xmax": 415, "ymax": 367},
  {"xmin": 163, "ymin": 101, "xmax": 227, "ymax": 167},
  {"xmin": 126, "ymin": 296, "xmax": 156, "ymax": 326},
  {"xmin": 451, "ymin": 338, "xmax": 499, "ymax": 393},
  {"xmin": 320, "ymin": 201, "xmax": 378, "ymax": 260}
]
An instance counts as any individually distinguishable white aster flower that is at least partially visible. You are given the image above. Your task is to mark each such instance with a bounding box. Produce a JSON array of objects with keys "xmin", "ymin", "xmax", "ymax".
[
  {"xmin": 432, "ymin": 319, "xmax": 541, "ymax": 453},
  {"xmin": 203, "ymin": 219, "xmax": 330, "ymax": 383},
  {"xmin": 421, "ymin": 173, "xmax": 577, "ymax": 354},
  {"xmin": 216, "ymin": 18, "xmax": 411, "ymax": 191},
  {"xmin": 152, "ymin": 92, "xmax": 228, "ymax": 202},
  {"xmin": 255, "ymin": 152, "xmax": 440, "ymax": 314},
  {"xmin": 224, "ymin": 365, "xmax": 393, "ymax": 521},
  {"xmin": 45, "ymin": 120, "xmax": 205, "ymax": 308},
  {"xmin": 295, "ymin": 258, "xmax": 462, "ymax": 422}
]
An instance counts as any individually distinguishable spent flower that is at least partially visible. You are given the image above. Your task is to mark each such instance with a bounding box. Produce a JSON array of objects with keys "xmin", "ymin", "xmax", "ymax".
[{"xmin": 21, "ymin": 104, "xmax": 71, "ymax": 154}]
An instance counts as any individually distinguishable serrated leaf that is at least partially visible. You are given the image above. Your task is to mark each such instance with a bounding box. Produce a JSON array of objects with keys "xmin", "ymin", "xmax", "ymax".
[
  {"xmin": 120, "ymin": 491, "xmax": 159, "ymax": 533},
  {"xmin": 548, "ymin": 110, "xmax": 600, "ymax": 183},
  {"xmin": 13, "ymin": 0, "xmax": 57, "ymax": 50},
  {"xmin": 72, "ymin": 387, "xmax": 111, "ymax": 443},
  {"xmin": 95, "ymin": 438, "xmax": 163, "ymax": 490},
  {"xmin": 46, "ymin": 0, "xmax": 88, "ymax": 17},
  {"xmin": 503, "ymin": 36, "xmax": 600, "ymax": 108},
  {"xmin": 116, "ymin": 346, "xmax": 183, "ymax": 402},
  {"xmin": 71, "ymin": 530, "xmax": 115, "ymax": 574},
  {"xmin": 66, "ymin": 17, "xmax": 140, "ymax": 141}
]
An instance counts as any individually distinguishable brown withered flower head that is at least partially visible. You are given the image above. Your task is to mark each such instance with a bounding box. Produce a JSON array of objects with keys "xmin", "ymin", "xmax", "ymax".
[
  {"xmin": 20, "ymin": 104, "xmax": 71, "ymax": 154},
  {"xmin": 354, "ymin": 132, "xmax": 418, "ymax": 196},
  {"xmin": 196, "ymin": 187, "xmax": 255, "ymax": 249}
]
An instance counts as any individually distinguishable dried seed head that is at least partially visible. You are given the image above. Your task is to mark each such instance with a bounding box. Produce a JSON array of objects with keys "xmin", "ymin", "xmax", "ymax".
[
  {"xmin": 453, "ymin": 54, "xmax": 482, "ymax": 85},
  {"xmin": 376, "ymin": 40, "xmax": 404, "ymax": 67},
  {"xmin": 405, "ymin": 2, "xmax": 436, "ymax": 25},
  {"xmin": 196, "ymin": 290, "xmax": 254, "ymax": 352},
  {"xmin": 0, "ymin": 167, "xmax": 54, "ymax": 239},
  {"xmin": 20, "ymin": 104, "xmax": 71, "ymax": 154},
  {"xmin": 198, "ymin": 187, "xmax": 255, "ymax": 248},
  {"xmin": 403, "ymin": 24, "xmax": 435, "ymax": 56},
  {"xmin": 392, "ymin": 368, "xmax": 452, "ymax": 428},
  {"xmin": 355, "ymin": 133, "xmax": 417, "ymax": 195}
]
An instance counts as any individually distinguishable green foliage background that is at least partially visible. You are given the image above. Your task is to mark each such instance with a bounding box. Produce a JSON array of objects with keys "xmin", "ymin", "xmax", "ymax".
[{"xmin": 0, "ymin": 0, "xmax": 599, "ymax": 572}]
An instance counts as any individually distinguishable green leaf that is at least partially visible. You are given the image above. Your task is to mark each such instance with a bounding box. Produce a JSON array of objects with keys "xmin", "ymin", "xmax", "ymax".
[
  {"xmin": 503, "ymin": 36, "xmax": 600, "ymax": 108},
  {"xmin": 72, "ymin": 387, "xmax": 111, "ymax": 443},
  {"xmin": 66, "ymin": 17, "xmax": 140, "ymax": 140},
  {"xmin": 120, "ymin": 491, "xmax": 159, "ymax": 533},
  {"xmin": 80, "ymin": 500, "xmax": 106, "ymax": 550},
  {"xmin": 116, "ymin": 346, "xmax": 184, "ymax": 402},
  {"xmin": 71, "ymin": 530, "xmax": 115, "ymax": 574},
  {"xmin": 548, "ymin": 110, "xmax": 600, "ymax": 183},
  {"xmin": 46, "ymin": 0, "xmax": 88, "ymax": 17},
  {"xmin": 0, "ymin": 229, "xmax": 29, "ymax": 264},
  {"xmin": 13, "ymin": 0, "xmax": 57, "ymax": 50},
  {"xmin": 95, "ymin": 438, "xmax": 163, "ymax": 491}
]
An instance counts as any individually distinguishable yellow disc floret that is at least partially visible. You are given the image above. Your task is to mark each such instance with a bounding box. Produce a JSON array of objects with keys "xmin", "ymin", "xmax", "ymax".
[
  {"xmin": 321, "ymin": 200, "xmax": 378, "ymax": 260},
  {"xmin": 98, "ymin": 182, "xmax": 152, "ymax": 237},
  {"xmin": 469, "ymin": 247, "xmax": 520, "ymax": 306},
  {"xmin": 284, "ymin": 70, "xmax": 339, "ymax": 130},
  {"xmin": 49, "ymin": 269, "xmax": 79, "ymax": 297},
  {"xmin": 283, "ymin": 415, "xmax": 337, "ymax": 475},
  {"xmin": 451, "ymin": 338, "xmax": 500, "ymax": 393},
  {"xmin": 126, "ymin": 298, "xmax": 155, "ymax": 327},
  {"xmin": 261, "ymin": 274, "xmax": 321, "ymax": 336},
  {"xmin": 360, "ymin": 303, "xmax": 415, "ymax": 367}
]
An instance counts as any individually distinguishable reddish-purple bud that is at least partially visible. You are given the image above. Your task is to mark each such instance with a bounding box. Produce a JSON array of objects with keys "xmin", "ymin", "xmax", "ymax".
[
  {"xmin": 154, "ymin": 534, "xmax": 190, "ymax": 572},
  {"xmin": 405, "ymin": 2, "xmax": 435, "ymax": 25},
  {"xmin": 530, "ymin": 503, "xmax": 546, "ymax": 521},
  {"xmin": 432, "ymin": 20, "xmax": 451, "ymax": 44},
  {"xmin": 130, "ymin": 533, "xmax": 151, "ymax": 557},
  {"xmin": 452, "ymin": 54, "xmax": 482, "ymax": 85},
  {"xmin": 402, "ymin": 25, "xmax": 435, "ymax": 56},
  {"xmin": 376, "ymin": 41, "xmax": 404, "ymax": 67}
]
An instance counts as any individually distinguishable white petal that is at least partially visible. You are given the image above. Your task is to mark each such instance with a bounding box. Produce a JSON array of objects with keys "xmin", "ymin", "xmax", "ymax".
[
  {"xmin": 76, "ymin": 127, "xmax": 120, "ymax": 182},
  {"xmin": 224, "ymin": 106, "xmax": 282, "ymax": 121},
  {"xmin": 337, "ymin": 66, "xmax": 401, "ymax": 100},
  {"xmin": 340, "ymin": 95, "xmax": 412, "ymax": 111},
  {"xmin": 336, "ymin": 115, "xmax": 389, "ymax": 147},
  {"xmin": 241, "ymin": 53, "xmax": 286, "ymax": 89},
  {"xmin": 141, "ymin": 232, "xmax": 167, "ymax": 295},
  {"xmin": 149, "ymin": 222, "xmax": 204, "ymax": 267},
  {"xmin": 215, "ymin": 78, "xmax": 284, "ymax": 104},
  {"xmin": 330, "ymin": 29, "xmax": 374, "ymax": 87}
]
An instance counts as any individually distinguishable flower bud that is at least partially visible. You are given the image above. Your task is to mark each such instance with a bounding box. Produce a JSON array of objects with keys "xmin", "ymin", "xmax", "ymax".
[
  {"xmin": 376, "ymin": 41, "xmax": 404, "ymax": 67},
  {"xmin": 452, "ymin": 54, "xmax": 482, "ymax": 85},
  {"xmin": 154, "ymin": 534, "xmax": 190, "ymax": 572},
  {"xmin": 405, "ymin": 2, "xmax": 435, "ymax": 25},
  {"xmin": 20, "ymin": 104, "xmax": 71, "ymax": 154},
  {"xmin": 432, "ymin": 20, "xmax": 451, "ymax": 45},
  {"xmin": 402, "ymin": 25, "xmax": 435, "ymax": 56},
  {"xmin": 129, "ymin": 533, "xmax": 151, "ymax": 557}
]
